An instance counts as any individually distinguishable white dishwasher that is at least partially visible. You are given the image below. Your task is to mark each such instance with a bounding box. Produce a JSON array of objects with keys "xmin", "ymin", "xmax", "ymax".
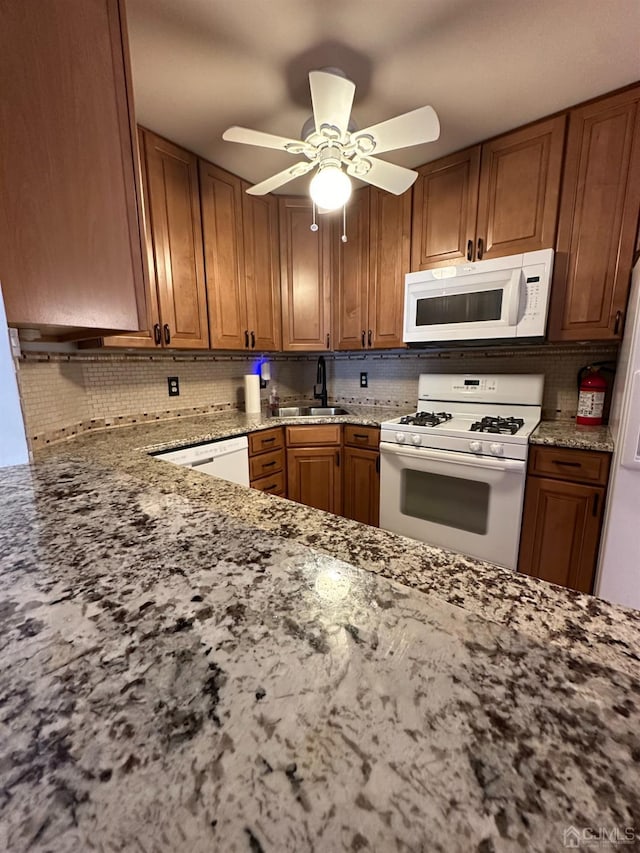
[{"xmin": 153, "ymin": 435, "xmax": 250, "ymax": 486}]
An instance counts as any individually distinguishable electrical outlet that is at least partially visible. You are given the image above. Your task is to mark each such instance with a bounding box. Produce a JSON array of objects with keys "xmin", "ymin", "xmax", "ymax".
[
  {"xmin": 360, "ymin": 372, "xmax": 368, "ymax": 388},
  {"xmin": 167, "ymin": 376, "xmax": 180, "ymax": 397}
]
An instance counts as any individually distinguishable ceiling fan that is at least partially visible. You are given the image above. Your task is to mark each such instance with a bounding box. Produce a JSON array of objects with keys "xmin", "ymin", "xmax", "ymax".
[{"xmin": 223, "ymin": 68, "xmax": 440, "ymax": 211}]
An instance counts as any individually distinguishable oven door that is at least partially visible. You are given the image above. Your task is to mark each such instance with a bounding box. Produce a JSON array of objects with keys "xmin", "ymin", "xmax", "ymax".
[
  {"xmin": 379, "ymin": 442, "xmax": 526, "ymax": 569},
  {"xmin": 403, "ymin": 267, "xmax": 522, "ymax": 343}
]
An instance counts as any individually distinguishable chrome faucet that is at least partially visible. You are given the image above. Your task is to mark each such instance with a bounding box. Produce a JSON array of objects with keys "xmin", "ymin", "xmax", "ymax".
[{"xmin": 314, "ymin": 356, "xmax": 328, "ymax": 408}]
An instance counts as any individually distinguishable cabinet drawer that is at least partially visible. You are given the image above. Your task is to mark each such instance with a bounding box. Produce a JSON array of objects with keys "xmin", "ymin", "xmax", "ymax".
[
  {"xmin": 251, "ymin": 470, "xmax": 286, "ymax": 497},
  {"xmin": 250, "ymin": 448, "xmax": 285, "ymax": 480},
  {"xmin": 344, "ymin": 425, "xmax": 380, "ymax": 449},
  {"xmin": 528, "ymin": 445, "xmax": 610, "ymax": 485},
  {"xmin": 286, "ymin": 425, "xmax": 342, "ymax": 446},
  {"xmin": 249, "ymin": 427, "xmax": 284, "ymax": 455}
]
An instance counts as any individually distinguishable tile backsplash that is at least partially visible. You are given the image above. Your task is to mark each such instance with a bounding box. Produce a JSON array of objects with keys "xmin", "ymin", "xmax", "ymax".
[{"xmin": 17, "ymin": 343, "xmax": 618, "ymax": 447}]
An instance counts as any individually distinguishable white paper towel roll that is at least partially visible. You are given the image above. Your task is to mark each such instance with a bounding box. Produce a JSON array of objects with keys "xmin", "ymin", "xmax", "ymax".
[{"xmin": 244, "ymin": 374, "xmax": 261, "ymax": 414}]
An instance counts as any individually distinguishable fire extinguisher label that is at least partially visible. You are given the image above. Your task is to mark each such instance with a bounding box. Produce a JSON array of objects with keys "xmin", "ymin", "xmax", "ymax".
[{"xmin": 577, "ymin": 391, "xmax": 605, "ymax": 418}]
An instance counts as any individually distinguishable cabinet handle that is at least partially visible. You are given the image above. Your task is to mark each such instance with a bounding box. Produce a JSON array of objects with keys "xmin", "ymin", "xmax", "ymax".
[
  {"xmin": 163, "ymin": 324, "xmax": 171, "ymax": 345},
  {"xmin": 614, "ymin": 310, "xmax": 623, "ymax": 335},
  {"xmin": 262, "ymin": 460, "xmax": 277, "ymax": 468},
  {"xmin": 153, "ymin": 323, "xmax": 161, "ymax": 345},
  {"xmin": 375, "ymin": 455, "xmax": 380, "ymax": 474},
  {"xmin": 467, "ymin": 239, "xmax": 473, "ymax": 261},
  {"xmin": 265, "ymin": 483, "xmax": 279, "ymax": 492},
  {"xmin": 477, "ymin": 237, "xmax": 484, "ymax": 260},
  {"xmin": 326, "ymin": 333, "xmax": 330, "ymax": 349},
  {"xmin": 361, "ymin": 330, "xmax": 366, "ymax": 348},
  {"xmin": 336, "ymin": 451, "xmax": 340, "ymax": 467},
  {"xmin": 552, "ymin": 460, "xmax": 581, "ymax": 468},
  {"xmin": 261, "ymin": 437, "xmax": 276, "ymax": 445},
  {"xmin": 250, "ymin": 330, "xmax": 256, "ymax": 349},
  {"xmin": 592, "ymin": 493, "xmax": 600, "ymax": 516},
  {"xmin": 244, "ymin": 330, "xmax": 249, "ymax": 348},
  {"xmin": 353, "ymin": 433, "xmax": 368, "ymax": 440},
  {"xmin": 367, "ymin": 329, "xmax": 372, "ymax": 347}
]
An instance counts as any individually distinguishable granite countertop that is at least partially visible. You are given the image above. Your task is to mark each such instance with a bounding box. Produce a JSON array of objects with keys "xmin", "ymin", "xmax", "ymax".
[
  {"xmin": 530, "ymin": 420, "xmax": 614, "ymax": 453},
  {"xmin": 1, "ymin": 406, "xmax": 637, "ymax": 852}
]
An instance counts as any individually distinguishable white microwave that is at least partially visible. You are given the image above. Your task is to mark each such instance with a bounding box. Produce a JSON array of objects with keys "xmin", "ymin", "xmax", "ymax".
[{"xmin": 403, "ymin": 249, "xmax": 554, "ymax": 345}]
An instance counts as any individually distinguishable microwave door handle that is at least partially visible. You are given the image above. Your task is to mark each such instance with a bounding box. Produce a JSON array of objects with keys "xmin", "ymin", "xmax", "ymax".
[
  {"xmin": 379, "ymin": 441, "xmax": 525, "ymax": 472},
  {"xmin": 506, "ymin": 269, "xmax": 522, "ymax": 325}
]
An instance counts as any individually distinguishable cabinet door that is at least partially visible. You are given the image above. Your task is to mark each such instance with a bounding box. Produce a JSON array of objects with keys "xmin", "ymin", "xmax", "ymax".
[
  {"xmin": 287, "ymin": 447, "xmax": 342, "ymax": 515},
  {"xmin": 411, "ymin": 146, "xmax": 480, "ymax": 270},
  {"xmin": 242, "ymin": 188, "xmax": 282, "ymax": 351},
  {"xmin": 476, "ymin": 116, "xmax": 565, "ymax": 261},
  {"xmin": 333, "ymin": 188, "xmax": 370, "ymax": 350},
  {"xmin": 343, "ymin": 447, "xmax": 379, "ymax": 527},
  {"xmin": 142, "ymin": 130, "xmax": 209, "ymax": 349},
  {"xmin": 549, "ymin": 87, "xmax": 640, "ymax": 341},
  {"xmin": 369, "ymin": 187, "xmax": 412, "ymax": 348},
  {"xmin": 0, "ymin": 0, "xmax": 146, "ymax": 336},
  {"xmin": 518, "ymin": 476, "xmax": 605, "ymax": 593},
  {"xmin": 200, "ymin": 161, "xmax": 246, "ymax": 349},
  {"xmin": 279, "ymin": 198, "xmax": 331, "ymax": 351}
]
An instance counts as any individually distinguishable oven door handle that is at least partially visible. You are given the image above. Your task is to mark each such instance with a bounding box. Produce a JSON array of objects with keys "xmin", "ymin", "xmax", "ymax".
[{"xmin": 379, "ymin": 441, "xmax": 526, "ymax": 473}]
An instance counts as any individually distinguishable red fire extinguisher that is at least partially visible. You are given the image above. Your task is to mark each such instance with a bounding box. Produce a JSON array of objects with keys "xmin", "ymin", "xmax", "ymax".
[{"xmin": 576, "ymin": 366, "xmax": 607, "ymax": 426}]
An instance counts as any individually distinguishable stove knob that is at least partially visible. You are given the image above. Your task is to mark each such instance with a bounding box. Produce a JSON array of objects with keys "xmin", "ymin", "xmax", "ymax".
[
  {"xmin": 469, "ymin": 440, "xmax": 482, "ymax": 453},
  {"xmin": 395, "ymin": 432, "xmax": 406, "ymax": 444},
  {"xmin": 490, "ymin": 443, "xmax": 504, "ymax": 456},
  {"xmin": 411, "ymin": 433, "xmax": 422, "ymax": 446}
]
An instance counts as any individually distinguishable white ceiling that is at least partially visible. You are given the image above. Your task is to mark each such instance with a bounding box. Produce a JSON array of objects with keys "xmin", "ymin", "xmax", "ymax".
[{"xmin": 126, "ymin": 0, "xmax": 640, "ymax": 195}]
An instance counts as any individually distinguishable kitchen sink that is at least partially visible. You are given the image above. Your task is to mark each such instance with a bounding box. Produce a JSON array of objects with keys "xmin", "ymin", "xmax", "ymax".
[{"xmin": 273, "ymin": 406, "xmax": 350, "ymax": 417}]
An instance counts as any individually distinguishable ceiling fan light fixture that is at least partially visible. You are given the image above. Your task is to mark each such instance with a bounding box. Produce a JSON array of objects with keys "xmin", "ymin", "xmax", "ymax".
[{"xmin": 309, "ymin": 165, "xmax": 352, "ymax": 211}]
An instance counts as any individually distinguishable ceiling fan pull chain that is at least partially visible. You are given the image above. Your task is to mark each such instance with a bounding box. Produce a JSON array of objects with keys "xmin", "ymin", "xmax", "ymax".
[
  {"xmin": 341, "ymin": 204, "xmax": 348, "ymax": 243},
  {"xmin": 310, "ymin": 201, "xmax": 319, "ymax": 232}
]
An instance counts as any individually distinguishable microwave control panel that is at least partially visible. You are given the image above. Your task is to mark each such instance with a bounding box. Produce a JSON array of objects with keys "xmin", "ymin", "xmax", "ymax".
[{"xmin": 518, "ymin": 260, "xmax": 552, "ymax": 336}]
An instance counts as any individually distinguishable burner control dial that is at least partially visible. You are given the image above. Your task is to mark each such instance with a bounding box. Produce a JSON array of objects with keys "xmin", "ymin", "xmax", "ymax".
[
  {"xmin": 469, "ymin": 440, "xmax": 482, "ymax": 453},
  {"xmin": 395, "ymin": 432, "xmax": 406, "ymax": 444},
  {"xmin": 490, "ymin": 443, "xmax": 504, "ymax": 456},
  {"xmin": 411, "ymin": 433, "xmax": 422, "ymax": 446}
]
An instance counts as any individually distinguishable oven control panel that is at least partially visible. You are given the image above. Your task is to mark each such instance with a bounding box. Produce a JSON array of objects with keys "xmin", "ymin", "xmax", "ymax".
[{"xmin": 450, "ymin": 377, "xmax": 498, "ymax": 394}]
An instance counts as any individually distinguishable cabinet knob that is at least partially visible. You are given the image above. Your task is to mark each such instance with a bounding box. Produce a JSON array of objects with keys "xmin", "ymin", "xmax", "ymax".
[{"xmin": 163, "ymin": 324, "xmax": 171, "ymax": 345}]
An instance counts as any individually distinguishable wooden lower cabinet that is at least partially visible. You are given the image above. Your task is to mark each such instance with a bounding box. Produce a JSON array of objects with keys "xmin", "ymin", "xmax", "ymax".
[
  {"xmin": 249, "ymin": 427, "xmax": 286, "ymax": 498},
  {"xmin": 343, "ymin": 447, "xmax": 379, "ymax": 527},
  {"xmin": 518, "ymin": 446, "xmax": 610, "ymax": 593},
  {"xmin": 287, "ymin": 446, "xmax": 342, "ymax": 515}
]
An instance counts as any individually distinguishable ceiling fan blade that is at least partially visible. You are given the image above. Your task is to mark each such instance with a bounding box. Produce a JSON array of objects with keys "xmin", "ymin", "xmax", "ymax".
[
  {"xmin": 309, "ymin": 70, "xmax": 356, "ymax": 137},
  {"xmin": 347, "ymin": 157, "xmax": 418, "ymax": 195},
  {"xmin": 352, "ymin": 105, "xmax": 440, "ymax": 155},
  {"xmin": 246, "ymin": 161, "xmax": 315, "ymax": 196},
  {"xmin": 223, "ymin": 126, "xmax": 313, "ymax": 156}
]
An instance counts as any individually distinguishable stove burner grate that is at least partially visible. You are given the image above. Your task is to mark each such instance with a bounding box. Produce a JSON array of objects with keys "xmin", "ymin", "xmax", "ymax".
[
  {"xmin": 470, "ymin": 416, "xmax": 525, "ymax": 435},
  {"xmin": 399, "ymin": 411, "xmax": 453, "ymax": 427}
]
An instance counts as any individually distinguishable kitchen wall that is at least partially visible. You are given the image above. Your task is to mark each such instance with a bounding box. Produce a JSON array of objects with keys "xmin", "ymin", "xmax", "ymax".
[{"xmin": 17, "ymin": 342, "xmax": 617, "ymax": 448}]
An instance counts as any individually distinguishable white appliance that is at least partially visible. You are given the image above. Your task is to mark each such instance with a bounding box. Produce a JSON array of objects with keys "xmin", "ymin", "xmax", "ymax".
[
  {"xmin": 596, "ymin": 260, "xmax": 640, "ymax": 610},
  {"xmin": 379, "ymin": 374, "xmax": 544, "ymax": 568},
  {"xmin": 403, "ymin": 249, "xmax": 554, "ymax": 345},
  {"xmin": 0, "ymin": 284, "xmax": 29, "ymax": 468},
  {"xmin": 153, "ymin": 435, "xmax": 250, "ymax": 487}
]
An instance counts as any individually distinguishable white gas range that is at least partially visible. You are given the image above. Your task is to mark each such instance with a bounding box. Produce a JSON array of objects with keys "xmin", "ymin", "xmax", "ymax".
[{"xmin": 379, "ymin": 374, "xmax": 543, "ymax": 569}]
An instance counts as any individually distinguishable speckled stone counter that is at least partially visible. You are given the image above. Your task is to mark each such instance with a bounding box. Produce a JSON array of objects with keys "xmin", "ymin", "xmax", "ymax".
[
  {"xmin": 1, "ymin": 407, "xmax": 638, "ymax": 852},
  {"xmin": 530, "ymin": 420, "xmax": 614, "ymax": 452}
]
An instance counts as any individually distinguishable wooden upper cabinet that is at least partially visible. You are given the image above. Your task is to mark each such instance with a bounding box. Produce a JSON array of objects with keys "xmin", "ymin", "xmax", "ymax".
[
  {"xmin": 411, "ymin": 147, "xmax": 480, "ymax": 270},
  {"xmin": 141, "ymin": 130, "xmax": 209, "ymax": 348},
  {"xmin": 333, "ymin": 188, "xmax": 370, "ymax": 350},
  {"xmin": 476, "ymin": 115, "xmax": 565, "ymax": 260},
  {"xmin": 369, "ymin": 187, "xmax": 412, "ymax": 348},
  {"xmin": 0, "ymin": 0, "xmax": 146, "ymax": 336},
  {"xmin": 242, "ymin": 188, "xmax": 282, "ymax": 351},
  {"xmin": 279, "ymin": 197, "xmax": 331, "ymax": 351},
  {"xmin": 199, "ymin": 161, "xmax": 246, "ymax": 349},
  {"xmin": 411, "ymin": 116, "xmax": 565, "ymax": 270},
  {"xmin": 548, "ymin": 86, "xmax": 640, "ymax": 341}
]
